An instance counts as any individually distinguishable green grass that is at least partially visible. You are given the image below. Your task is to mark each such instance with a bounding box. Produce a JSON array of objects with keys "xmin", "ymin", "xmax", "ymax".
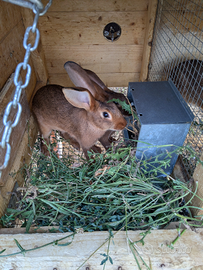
[{"xmin": 1, "ymin": 136, "xmax": 203, "ymax": 233}]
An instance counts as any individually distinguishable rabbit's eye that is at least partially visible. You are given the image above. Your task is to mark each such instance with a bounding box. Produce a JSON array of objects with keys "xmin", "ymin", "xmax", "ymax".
[
  {"xmin": 103, "ymin": 112, "xmax": 109, "ymax": 118},
  {"xmin": 114, "ymin": 101, "xmax": 118, "ymax": 105}
]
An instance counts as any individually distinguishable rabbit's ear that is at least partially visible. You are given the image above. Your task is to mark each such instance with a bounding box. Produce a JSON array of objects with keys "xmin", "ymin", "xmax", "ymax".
[
  {"xmin": 62, "ymin": 88, "xmax": 94, "ymax": 111},
  {"xmin": 64, "ymin": 61, "xmax": 97, "ymax": 95},
  {"xmin": 84, "ymin": 69, "xmax": 107, "ymax": 90}
]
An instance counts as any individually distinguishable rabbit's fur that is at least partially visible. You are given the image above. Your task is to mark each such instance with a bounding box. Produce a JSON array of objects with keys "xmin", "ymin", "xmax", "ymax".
[
  {"xmin": 64, "ymin": 61, "xmax": 130, "ymax": 149},
  {"xmin": 64, "ymin": 61, "xmax": 129, "ymax": 114},
  {"xmin": 32, "ymin": 85, "xmax": 127, "ymax": 159},
  {"xmin": 169, "ymin": 59, "xmax": 203, "ymax": 109}
]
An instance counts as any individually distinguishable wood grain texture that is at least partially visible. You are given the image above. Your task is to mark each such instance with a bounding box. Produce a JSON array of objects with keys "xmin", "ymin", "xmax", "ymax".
[
  {"xmin": 0, "ymin": 77, "xmax": 30, "ymax": 186},
  {"xmin": 0, "ymin": 3, "xmax": 37, "ymax": 207},
  {"xmin": 0, "ymin": 66, "xmax": 36, "ymax": 188},
  {"xmin": 0, "ymin": 6, "xmax": 37, "ymax": 101},
  {"xmin": 0, "ymin": 1, "xmax": 22, "ymax": 42},
  {"xmin": 45, "ymin": 45, "xmax": 143, "ymax": 74},
  {"xmin": 0, "ymin": 3, "xmax": 38, "ymax": 93},
  {"xmin": 37, "ymin": 0, "xmax": 148, "ymax": 86},
  {"xmin": 192, "ymin": 267, "xmax": 203, "ymax": 270},
  {"xmin": 0, "ymin": 20, "xmax": 25, "ymax": 90},
  {"xmin": 21, "ymin": 8, "xmax": 48, "ymax": 84},
  {"xmin": 190, "ymin": 152, "xmax": 203, "ymax": 218},
  {"xmin": 0, "ymin": 114, "xmax": 38, "ymax": 217},
  {"xmin": 48, "ymin": 0, "xmax": 149, "ymax": 12},
  {"xmin": 0, "ymin": 230, "xmax": 202, "ymax": 269},
  {"xmin": 49, "ymin": 72, "xmax": 140, "ymax": 87},
  {"xmin": 140, "ymin": 0, "xmax": 158, "ymax": 81},
  {"xmin": 0, "ymin": 222, "xmax": 186, "ymax": 234},
  {"xmin": 39, "ymin": 11, "xmax": 146, "ymax": 46}
]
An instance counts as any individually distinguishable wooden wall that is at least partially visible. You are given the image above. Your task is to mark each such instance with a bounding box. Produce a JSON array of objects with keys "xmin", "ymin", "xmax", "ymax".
[
  {"xmin": 38, "ymin": 0, "xmax": 150, "ymax": 87},
  {"xmin": 0, "ymin": 2, "xmax": 39, "ymax": 217}
]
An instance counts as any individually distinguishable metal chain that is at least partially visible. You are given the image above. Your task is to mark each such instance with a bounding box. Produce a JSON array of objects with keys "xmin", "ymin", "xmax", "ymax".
[
  {"xmin": 0, "ymin": 0, "xmax": 52, "ymax": 178},
  {"xmin": 2, "ymin": 0, "xmax": 53, "ymax": 14}
]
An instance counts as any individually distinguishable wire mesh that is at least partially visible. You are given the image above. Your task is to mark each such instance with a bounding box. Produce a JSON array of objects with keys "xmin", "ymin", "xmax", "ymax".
[{"xmin": 148, "ymin": 0, "xmax": 203, "ymax": 175}]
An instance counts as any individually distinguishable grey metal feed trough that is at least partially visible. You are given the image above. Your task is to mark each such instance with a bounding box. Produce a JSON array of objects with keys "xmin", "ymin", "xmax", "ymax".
[{"xmin": 124, "ymin": 80, "xmax": 194, "ymax": 176}]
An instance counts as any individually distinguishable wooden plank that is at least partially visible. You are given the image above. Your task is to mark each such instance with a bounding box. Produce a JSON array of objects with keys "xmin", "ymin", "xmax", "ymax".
[
  {"xmin": 0, "ymin": 76, "xmax": 30, "ymax": 186},
  {"xmin": 192, "ymin": 267, "xmax": 203, "ymax": 270},
  {"xmin": 0, "ymin": 114, "xmax": 38, "ymax": 217},
  {"xmin": 49, "ymin": 72, "xmax": 140, "ymax": 87},
  {"xmin": 140, "ymin": 0, "xmax": 158, "ymax": 81},
  {"xmin": 38, "ymin": 11, "xmax": 147, "ymax": 46},
  {"xmin": 0, "ymin": 75, "xmax": 15, "ymax": 113},
  {"xmin": 21, "ymin": 8, "xmax": 48, "ymax": 85},
  {"xmin": 0, "ymin": 20, "xmax": 26, "ymax": 90},
  {"xmin": 172, "ymin": 154, "xmax": 203, "ymax": 219},
  {"xmin": 0, "ymin": 229, "xmax": 203, "ymax": 269},
  {"xmin": 45, "ymin": 45, "xmax": 143, "ymax": 74},
  {"xmin": 102, "ymin": 73, "xmax": 140, "ymax": 87},
  {"xmin": 0, "ymin": 226, "xmax": 60, "ymax": 234},
  {"xmin": 190, "ymin": 152, "xmax": 203, "ymax": 218},
  {"xmin": 0, "ymin": 69, "xmax": 36, "ymax": 188},
  {"xmin": 0, "ymin": 71, "xmax": 36, "ymax": 107},
  {"xmin": 0, "ymin": 14, "xmax": 37, "ymax": 100},
  {"xmin": 0, "ymin": 222, "xmax": 192, "ymax": 234},
  {"xmin": 38, "ymin": 1, "xmax": 147, "ymax": 88},
  {"xmin": 193, "ymin": 152, "xmax": 203, "ymax": 182},
  {"xmin": 172, "ymin": 156, "xmax": 190, "ymax": 182},
  {"xmin": 26, "ymin": 63, "xmax": 38, "ymax": 105},
  {"xmin": 0, "ymin": 1, "xmax": 22, "ymax": 42},
  {"xmin": 0, "ymin": 18, "xmax": 37, "ymax": 101},
  {"xmin": 48, "ymin": 0, "xmax": 149, "ymax": 12}
]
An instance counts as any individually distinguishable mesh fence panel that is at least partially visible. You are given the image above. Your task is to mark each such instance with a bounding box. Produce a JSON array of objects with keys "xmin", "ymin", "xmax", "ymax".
[{"xmin": 148, "ymin": 0, "xmax": 203, "ymax": 175}]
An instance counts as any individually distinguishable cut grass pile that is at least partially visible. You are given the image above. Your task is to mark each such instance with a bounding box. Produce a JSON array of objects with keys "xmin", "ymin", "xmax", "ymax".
[{"xmin": 1, "ymin": 138, "xmax": 203, "ymax": 233}]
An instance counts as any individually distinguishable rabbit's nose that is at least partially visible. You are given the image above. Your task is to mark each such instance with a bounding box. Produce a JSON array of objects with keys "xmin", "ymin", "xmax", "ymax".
[{"xmin": 115, "ymin": 118, "xmax": 127, "ymax": 130}]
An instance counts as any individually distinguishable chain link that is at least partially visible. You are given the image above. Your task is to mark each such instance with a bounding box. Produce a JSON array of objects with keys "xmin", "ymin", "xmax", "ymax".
[
  {"xmin": 3, "ymin": 0, "xmax": 53, "ymax": 16},
  {"xmin": 0, "ymin": 0, "xmax": 52, "ymax": 178},
  {"xmin": 34, "ymin": 0, "xmax": 52, "ymax": 16},
  {"xmin": 2, "ymin": 0, "xmax": 43, "ymax": 12},
  {"xmin": 23, "ymin": 26, "xmax": 40, "ymax": 50}
]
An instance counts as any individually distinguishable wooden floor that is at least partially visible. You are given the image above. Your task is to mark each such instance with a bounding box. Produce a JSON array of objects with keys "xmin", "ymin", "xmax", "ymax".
[{"xmin": 0, "ymin": 227, "xmax": 203, "ymax": 269}]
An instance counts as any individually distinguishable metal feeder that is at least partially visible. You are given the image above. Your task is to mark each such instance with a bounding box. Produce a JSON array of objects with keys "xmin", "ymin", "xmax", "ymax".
[{"xmin": 124, "ymin": 80, "xmax": 194, "ymax": 176}]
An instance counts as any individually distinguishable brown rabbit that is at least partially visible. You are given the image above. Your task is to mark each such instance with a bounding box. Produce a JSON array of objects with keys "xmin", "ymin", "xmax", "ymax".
[
  {"xmin": 169, "ymin": 59, "xmax": 203, "ymax": 109},
  {"xmin": 64, "ymin": 61, "xmax": 130, "ymax": 149},
  {"xmin": 64, "ymin": 61, "xmax": 130, "ymax": 114},
  {"xmin": 32, "ymin": 85, "xmax": 127, "ymax": 159}
]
